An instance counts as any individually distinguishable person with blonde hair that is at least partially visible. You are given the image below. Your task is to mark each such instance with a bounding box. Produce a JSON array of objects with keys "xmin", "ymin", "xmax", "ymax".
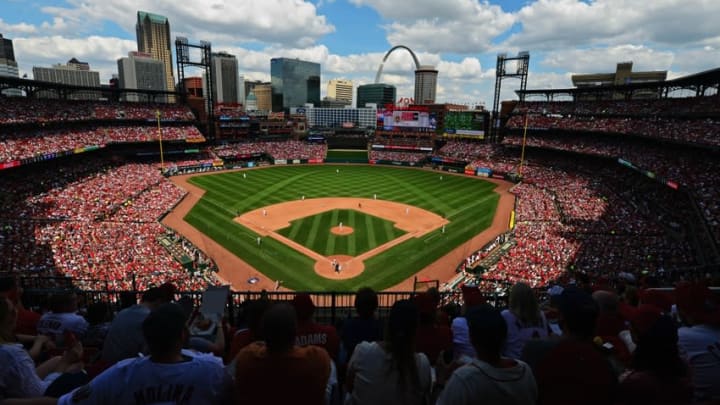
[{"xmin": 501, "ymin": 282, "xmax": 549, "ymax": 359}]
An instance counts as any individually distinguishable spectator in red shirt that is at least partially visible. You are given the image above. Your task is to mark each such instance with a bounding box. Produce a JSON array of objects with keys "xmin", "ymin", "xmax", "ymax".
[
  {"xmin": 234, "ymin": 303, "xmax": 331, "ymax": 405},
  {"xmin": 0, "ymin": 277, "xmax": 41, "ymax": 336},
  {"xmin": 292, "ymin": 293, "xmax": 340, "ymax": 361},
  {"xmin": 522, "ymin": 287, "xmax": 618, "ymax": 405},
  {"xmin": 414, "ymin": 292, "xmax": 452, "ymax": 366},
  {"xmin": 617, "ymin": 306, "xmax": 692, "ymax": 405},
  {"xmin": 226, "ymin": 298, "xmax": 270, "ymax": 363}
]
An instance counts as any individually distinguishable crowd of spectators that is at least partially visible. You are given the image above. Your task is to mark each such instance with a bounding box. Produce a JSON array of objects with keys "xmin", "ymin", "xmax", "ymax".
[
  {"xmin": 0, "ymin": 157, "xmax": 219, "ymax": 292},
  {"xmin": 480, "ymin": 156, "xmax": 697, "ymax": 289},
  {"xmin": 512, "ymin": 97, "xmax": 720, "ymax": 117},
  {"xmin": 372, "ymin": 134, "xmax": 434, "ymax": 149},
  {"xmin": 369, "ymin": 150, "xmax": 429, "ymax": 163},
  {"xmin": 0, "ymin": 97, "xmax": 196, "ymax": 124},
  {"xmin": 506, "ymin": 114, "xmax": 720, "ymax": 147},
  {"xmin": 2, "ymin": 279, "xmax": 718, "ymax": 404},
  {"xmin": 213, "ymin": 140, "xmax": 327, "ymax": 161},
  {"xmin": 0, "ymin": 125, "xmax": 205, "ymax": 163}
]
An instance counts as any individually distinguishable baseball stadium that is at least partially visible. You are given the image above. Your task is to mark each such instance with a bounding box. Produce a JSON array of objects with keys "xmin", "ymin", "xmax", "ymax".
[{"xmin": 1, "ymin": 43, "xmax": 720, "ymax": 403}]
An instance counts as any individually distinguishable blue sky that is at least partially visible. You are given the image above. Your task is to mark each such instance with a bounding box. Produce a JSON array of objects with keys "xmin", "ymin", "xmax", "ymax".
[{"xmin": 1, "ymin": 0, "xmax": 718, "ymax": 106}]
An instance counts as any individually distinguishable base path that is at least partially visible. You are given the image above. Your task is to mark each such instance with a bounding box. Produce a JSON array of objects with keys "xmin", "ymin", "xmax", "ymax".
[
  {"xmin": 236, "ymin": 197, "xmax": 447, "ymax": 280},
  {"xmin": 165, "ymin": 168, "xmax": 515, "ymax": 292}
]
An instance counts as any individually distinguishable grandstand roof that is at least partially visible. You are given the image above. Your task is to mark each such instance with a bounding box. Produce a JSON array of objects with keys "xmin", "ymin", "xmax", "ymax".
[{"xmin": 516, "ymin": 67, "xmax": 720, "ymax": 99}]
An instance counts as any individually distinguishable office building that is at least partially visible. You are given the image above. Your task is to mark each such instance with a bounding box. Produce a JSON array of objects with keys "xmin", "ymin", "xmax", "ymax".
[
  {"xmin": 414, "ymin": 65, "xmax": 438, "ymax": 105},
  {"xmin": 0, "ymin": 33, "xmax": 22, "ymax": 96},
  {"xmin": 210, "ymin": 52, "xmax": 241, "ymax": 104},
  {"xmin": 327, "ymin": 79, "xmax": 353, "ymax": 105},
  {"xmin": 270, "ymin": 57, "xmax": 320, "ymax": 111},
  {"xmin": 357, "ymin": 83, "xmax": 396, "ymax": 108},
  {"xmin": 33, "ymin": 59, "xmax": 101, "ymax": 99},
  {"xmin": 253, "ymin": 84, "xmax": 272, "ymax": 111},
  {"xmin": 117, "ymin": 51, "xmax": 167, "ymax": 102},
  {"xmin": 245, "ymin": 91, "xmax": 258, "ymax": 111},
  {"xmin": 183, "ymin": 77, "xmax": 203, "ymax": 98},
  {"xmin": 244, "ymin": 79, "xmax": 269, "ymax": 100},
  {"xmin": 136, "ymin": 11, "xmax": 175, "ymax": 95}
]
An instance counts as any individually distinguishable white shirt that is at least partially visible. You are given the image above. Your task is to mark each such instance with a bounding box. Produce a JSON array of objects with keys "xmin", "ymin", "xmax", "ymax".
[
  {"xmin": 37, "ymin": 312, "xmax": 89, "ymax": 340},
  {"xmin": 678, "ymin": 324, "xmax": 720, "ymax": 401},
  {"xmin": 58, "ymin": 353, "xmax": 232, "ymax": 405},
  {"xmin": 437, "ymin": 358, "xmax": 537, "ymax": 405},
  {"xmin": 501, "ymin": 309, "xmax": 549, "ymax": 359},
  {"xmin": 0, "ymin": 343, "xmax": 59, "ymax": 399},
  {"xmin": 346, "ymin": 341, "xmax": 432, "ymax": 405}
]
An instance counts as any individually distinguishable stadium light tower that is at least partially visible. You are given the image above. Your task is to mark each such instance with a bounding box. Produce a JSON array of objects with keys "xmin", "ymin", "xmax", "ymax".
[{"xmin": 491, "ymin": 51, "xmax": 529, "ymax": 141}]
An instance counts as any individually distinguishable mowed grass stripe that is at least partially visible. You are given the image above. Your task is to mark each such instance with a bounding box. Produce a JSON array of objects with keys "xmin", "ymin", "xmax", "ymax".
[
  {"xmin": 348, "ymin": 210, "xmax": 357, "ymax": 255},
  {"xmin": 186, "ymin": 165, "xmax": 501, "ymax": 291}
]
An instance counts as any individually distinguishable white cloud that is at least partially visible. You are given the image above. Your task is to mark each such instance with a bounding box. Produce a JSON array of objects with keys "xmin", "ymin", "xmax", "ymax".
[
  {"xmin": 39, "ymin": 0, "xmax": 335, "ymax": 47},
  {"xmin": 507, "ymin": 0, "xmax": 720, "ymax": 50},
  {"xmin": 350, "ymin": 0, "xmax": 515, "ymax": 53},
  {"xmin": 14, "ymin": 36, "xmax": 137, "ymax": 83},
  {"xmin": 539, "ymin": 45, "xmax": 676, "ymax": 74},
  {"xmin": 0, "ymin": 19, "xmax": 37, "ymax": 35}
]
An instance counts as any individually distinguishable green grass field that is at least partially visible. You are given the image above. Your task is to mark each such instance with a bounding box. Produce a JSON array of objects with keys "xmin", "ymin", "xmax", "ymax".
[
  {"xmin": 185, "ymin": 165, "xmax": 500, "ymax": 291},
  {"xmin": 277, "ymin": 209, "xmax": 406, "ymax": 256}
]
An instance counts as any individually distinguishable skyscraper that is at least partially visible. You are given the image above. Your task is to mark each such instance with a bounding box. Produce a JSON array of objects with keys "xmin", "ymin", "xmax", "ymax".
[
  {"xmin": 357, "ymin": 83, "xmax": 396, "ymax": 108},
  {"xmin": 0, "ymin": 33, "xmax": 22, "ymax": 96},
  {"xmin": 327, "ymin": 79, "xmax": 353, "ymax": 105},
  {"xmin": 117, "ymin": 51, "xmax": 166, "ymax": 102},
  {"xmin": 414, "ymin": 65, "xmax": 438, "ymax": 105},
  {"xmin": 270, "ymin": 58, "xmax": 320, "ymax": 112},
  {"xmin": 33, "ymin": 59, "xmax": 101, "ymax": 99},
  {"xmin": 136, "ymin": 11, "xmax": 175, "ymax": 95},
  {"xmin": 210, "ymin": 52, "xmax": 240, "ymax": 104}
]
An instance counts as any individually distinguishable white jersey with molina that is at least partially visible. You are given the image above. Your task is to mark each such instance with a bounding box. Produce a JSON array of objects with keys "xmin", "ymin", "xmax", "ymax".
[{"xmin": 57, "ymin": 353, "xmax": 232, "ymax": 405}]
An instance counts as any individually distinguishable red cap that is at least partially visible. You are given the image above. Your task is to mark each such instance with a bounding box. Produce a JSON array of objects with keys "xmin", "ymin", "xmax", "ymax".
[
  {"xmin": 292, "ymin": 293, "xmax": 316, "ymax": 321},
  {"xmin": 461, "ymin": 285, "xmax": 485, "ymax": 308}
]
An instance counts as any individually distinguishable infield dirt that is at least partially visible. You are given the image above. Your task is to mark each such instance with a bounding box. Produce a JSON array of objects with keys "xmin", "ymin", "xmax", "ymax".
[{"xmin": 163, "ymin": 169, "xmax": 514, "ymax": 292}]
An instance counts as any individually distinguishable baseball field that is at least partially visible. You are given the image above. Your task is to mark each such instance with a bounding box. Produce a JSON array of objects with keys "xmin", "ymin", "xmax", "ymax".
[{"xmin": 175, "ymin": 165, "xmax": 502, "ymax": 291}]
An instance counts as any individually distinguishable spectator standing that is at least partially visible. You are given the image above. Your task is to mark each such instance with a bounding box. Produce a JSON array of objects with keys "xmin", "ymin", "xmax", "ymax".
[
  {"xmin": 0, "ymin": 277, "xmax": 40, "ymax": 336},
  {"xmin": 37, "ymin": 292, "xmax": 88, "ymax": 345},
  {"xmin": 292, "ymin": 293, "xmax": 340, "ymax": 361},
  {"xmin": 345, "ymin": 299, "xmax": 432, "ymax": 405},
  {"xmin": 522, "ymin": 287, "xmax": 617, "ymax": 405},
  {"xmin": 414, "ymin": 292, "xmax": 452, "ymax": 366},
  {"xmin": 234, "ymin": 303, "xmax": 331, "ymax": 405},
  {"xmin": 437, "ymin": 304, "xmax": 537, "ymax": 405},
  {"xmin": 1, "ymin": 297, "xmax": 84, "ymax": 400},
  {"xmin": 58, "ymin": 303, "xmax": 232, "ymax": 404},
  {"xmin": 341, "ymin": 287, "xmax": 383, "ymax": 360},
  {"xmin": 675, "ymin": 282, "xmax": 720, "ymax": 402},
  {"xmin": 100, "ymin": 287, "xmax": 166, "ymax": 364},
  {"xmin": 617, "ymin": 306, "xmax": 692, "ymax": 404},
  {"xmin": 451, "ymin": 286, "xmax": 486, "ymax": 361},
  {"xmin": 501, "ymin": 282, "xmax": 549, "ymax": 359}
]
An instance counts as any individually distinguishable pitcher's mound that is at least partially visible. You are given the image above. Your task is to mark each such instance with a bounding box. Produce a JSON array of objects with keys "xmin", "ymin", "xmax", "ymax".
[
  {"xmin": 315, "ymin": 255, "xmax": 365, "ymax": 279},
  {"xmin": 330, "ymin": 226, "xmax": 354, "ymax": 235}
]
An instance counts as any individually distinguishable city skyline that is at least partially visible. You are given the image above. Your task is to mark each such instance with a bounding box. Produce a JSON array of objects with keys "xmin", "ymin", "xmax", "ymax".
[{"xmin": 0, "ymin": 0, "xmax": 718, "ymax": 106}]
